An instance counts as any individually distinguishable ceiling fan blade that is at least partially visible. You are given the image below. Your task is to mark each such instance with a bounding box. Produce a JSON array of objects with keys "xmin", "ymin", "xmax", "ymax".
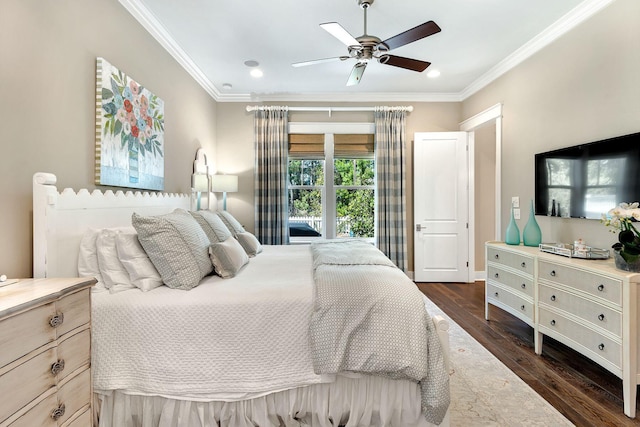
[
  {"xmin": 380, "ymin": 21, "xmax": 441, "ymax": 51},
  {"xmin": 380, "ymin": 55, "xmax": 431, "ymax": 72},
  {"xmin": 292, "ymin": 56, "xmax": 350, "ymax": 67},
  {"xmin": 346, "ymin": 62, "xmax": 367, "ymax": 86},
  {"xmin": 320, "ymin": 22, "xmax": 360, "ymax": 47}
]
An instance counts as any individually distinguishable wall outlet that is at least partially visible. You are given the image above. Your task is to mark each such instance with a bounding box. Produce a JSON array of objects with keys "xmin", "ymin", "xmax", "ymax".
[
  {"xmin": 514, "ymin": 208, "xmax": 521, "ymax": 220},
  {"xmin": 512, "ymin": 196, "xmax": 520, "ymax": 208}
]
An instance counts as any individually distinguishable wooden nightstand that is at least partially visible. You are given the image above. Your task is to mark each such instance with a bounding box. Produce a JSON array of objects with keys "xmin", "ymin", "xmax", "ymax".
[{"xmin": 0, "ymin": 278, "xmax": 94, "ymax": 426}]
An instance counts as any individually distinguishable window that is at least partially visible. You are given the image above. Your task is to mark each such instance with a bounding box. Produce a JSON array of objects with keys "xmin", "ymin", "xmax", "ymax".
[{"xmin": 288, "ymin": 126, "xmax": 375, "ymax": 241}]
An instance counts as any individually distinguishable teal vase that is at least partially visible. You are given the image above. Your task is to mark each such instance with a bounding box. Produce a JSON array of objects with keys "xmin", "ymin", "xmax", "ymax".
[
  {"xmin": 505, "ymin": 205, "xmax": 520, "ymax": 245},
  {"xmin": 523, "ymin": 200, "xmax": 542, "ymax": 247}
]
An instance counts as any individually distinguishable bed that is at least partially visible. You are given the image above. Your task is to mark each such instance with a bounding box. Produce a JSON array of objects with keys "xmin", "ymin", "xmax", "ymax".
[{"xmin": 32, "ymin": 172, "xmax": 451, "ymax": 427}]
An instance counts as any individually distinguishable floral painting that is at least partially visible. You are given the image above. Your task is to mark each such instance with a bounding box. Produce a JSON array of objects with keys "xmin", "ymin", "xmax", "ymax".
[{"xmin": 96, "ymin": 57, "xmax": 164, "ymax": 190}]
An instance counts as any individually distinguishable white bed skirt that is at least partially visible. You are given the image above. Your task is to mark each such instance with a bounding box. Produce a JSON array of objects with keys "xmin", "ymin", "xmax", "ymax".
[{"xmin": 95, "ymin": 374, "xmax": 441, "ymax": 427}]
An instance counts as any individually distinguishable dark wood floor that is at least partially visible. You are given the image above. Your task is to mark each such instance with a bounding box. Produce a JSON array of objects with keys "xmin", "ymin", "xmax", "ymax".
[{"xmin": 417, "ymin": 281, "xmax": 640, "ymax": 427}]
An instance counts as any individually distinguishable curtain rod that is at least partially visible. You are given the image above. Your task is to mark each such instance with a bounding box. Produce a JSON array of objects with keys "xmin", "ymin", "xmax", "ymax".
[{"xmin": 245, "ymin": 105, "xmax": 413, "ymax": 117}]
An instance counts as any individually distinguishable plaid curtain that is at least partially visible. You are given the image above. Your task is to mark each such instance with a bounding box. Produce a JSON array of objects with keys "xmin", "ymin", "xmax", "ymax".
[
  {"xmin": 254, "ymin": 106, "xmax": 289, "ymax": 245},
  {"xmin": 374, "ymin": 106, "xmax": 408, "ymax": 272}
]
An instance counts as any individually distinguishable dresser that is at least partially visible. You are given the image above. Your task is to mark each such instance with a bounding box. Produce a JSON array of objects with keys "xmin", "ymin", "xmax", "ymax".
[
  {"xmin": 0, "ymin": 278, "xmax": 94, "ymax": 426},
  {"xmin": 485, "ymin": 242, "xmax": 640, "ymax": 418}
]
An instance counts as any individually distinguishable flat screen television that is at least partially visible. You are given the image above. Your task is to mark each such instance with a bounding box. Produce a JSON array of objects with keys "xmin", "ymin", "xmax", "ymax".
[{"xmin": 535, "ymin": 131, "xmax": 640, "ymax": 219}]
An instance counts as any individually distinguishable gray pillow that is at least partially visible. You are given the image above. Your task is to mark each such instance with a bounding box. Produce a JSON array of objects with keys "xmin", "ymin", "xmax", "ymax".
[
  {"xmin": 236, "ymin": 231, "xmax": 263, "ymax": 257},
  {"xmin": 132, "ymin": 209, "xmax": 213, "ymax": 290},
  {"xmin": 216, "ymin": 211, "xmax": 263, "ymax": 256},
  {"xmin": 209, "ymin": 237, "xmax": 249, "ymax": 278},
  {"xmin": 190, "ymin": 210, "xmax": 232, "ymax": 243},
  {"xmin": 216, "ymin": 211, "xmax": 246, "ymax": 235}
]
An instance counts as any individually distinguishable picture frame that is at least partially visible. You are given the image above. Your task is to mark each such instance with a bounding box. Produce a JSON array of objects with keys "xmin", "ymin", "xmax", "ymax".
[{"xmin": 95, "ymin": 57, "xmax": 164, "ymax": 190}]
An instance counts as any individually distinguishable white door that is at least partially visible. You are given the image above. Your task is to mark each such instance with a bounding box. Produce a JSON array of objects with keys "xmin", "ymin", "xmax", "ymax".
[{"xmin": 414, "ymin": 132, "xmax": 471, "ymax": 282}]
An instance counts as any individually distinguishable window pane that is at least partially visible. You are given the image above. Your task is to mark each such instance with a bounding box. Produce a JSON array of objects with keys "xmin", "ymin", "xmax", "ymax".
[
  {"xmin": 334, "ymin": 159, "xmax": 354, "ymax": 185},
  {"xmin": 336, "ymin": 189, "xmax": 374, "ymax": 238},
  {"xmin": 288, "ymin": 160, "xmax": 302, "ymax": 185},
  {"xmin": 289, "ymin": 188, "xmax": 323, "ymax": 235},
  {"xmin": 356, "ymin": 159, "xmax": 375, "ymax": 185},
  {"xmin": 289, "ymin": 160, "xmax": 324, "ymax": 186}
]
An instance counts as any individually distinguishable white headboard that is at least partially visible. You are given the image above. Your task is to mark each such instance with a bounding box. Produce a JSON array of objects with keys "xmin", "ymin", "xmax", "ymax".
[{"xmin": 33, "ymin": 172, "xmax": 191, "ymax": 278}]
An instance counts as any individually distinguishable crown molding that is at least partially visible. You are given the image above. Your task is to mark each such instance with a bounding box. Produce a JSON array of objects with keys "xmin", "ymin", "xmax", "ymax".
[
  {"xmin": 460, "ymin": 0, "xmax": 615, "ymax": 100},
  {"xmin": 118, "ymin": 0, "xmax": 221, "ymax": 100},
  {"xmin": 121, "ymin": 0, "xmax": 614, "ymax": 104}
]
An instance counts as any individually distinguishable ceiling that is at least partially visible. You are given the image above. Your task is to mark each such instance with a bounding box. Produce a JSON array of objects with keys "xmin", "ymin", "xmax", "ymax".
[{"xmin": 122, "ymin": 0, "xmax": 612, "ymax": 102}]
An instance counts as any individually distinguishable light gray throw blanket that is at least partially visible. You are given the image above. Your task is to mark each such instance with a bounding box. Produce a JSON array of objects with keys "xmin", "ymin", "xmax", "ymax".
[{"xmin": 309, "ymin": 240, "xmax": 450, "ymax": 425}]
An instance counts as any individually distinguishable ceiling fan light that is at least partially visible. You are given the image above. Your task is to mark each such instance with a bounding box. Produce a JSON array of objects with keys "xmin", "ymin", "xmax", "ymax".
[
  {"xmin": 250, "ymin": 69, "xmax": 263, "ymax": 78},
  {"xmin": 427, "ymin": 69, "xmax": 441, "ymax": 78}
]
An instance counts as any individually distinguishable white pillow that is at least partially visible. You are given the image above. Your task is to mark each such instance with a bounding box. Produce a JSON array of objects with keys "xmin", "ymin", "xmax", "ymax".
[
  {"xmin": 96, "ymin": 229, "xmax": 136, "ymax": 293},
  {"xmin": 116, "ymin": 232, "xmax": 163, "ymax": 292},
  {"xmin": 209, "ymin": 237, "xmax": 249, "ymax": 278},
  {"xmin": 78, "ymin": 228, "xmax": 103, "ymax": 284}
]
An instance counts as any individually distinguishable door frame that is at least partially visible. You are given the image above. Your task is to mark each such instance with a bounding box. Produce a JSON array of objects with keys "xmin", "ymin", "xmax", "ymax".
[{"xmin": 459, "ymin": 103, "xmax": 503, "ymax": 280}]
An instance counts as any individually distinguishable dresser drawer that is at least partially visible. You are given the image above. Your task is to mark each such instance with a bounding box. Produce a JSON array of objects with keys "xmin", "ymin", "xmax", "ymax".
[
  {"xmin": 56, "ymin": 328, "xmax": 90, "ymax": 382},
  {"xmin": 538, "ymin": 307, "xmax": 621, "ymax": 369},
  {"xmin": 7, "ymin": 392, "xmax": 57, "ymax": 427},
  {"xmin": 56, "ymin": 368, "xmax": 91, "ymax": 426},
  {"xmin": 487, "ymin": 247, "xmax": 534, "ymax": 276},
  {"xmin": 0, "ymin": 302, "xmax": 57, "ymax": 369},
  {"xmin": 65, "ymin": 408, "xmax": 91, "ymax": 427},
  {"xmin": 55, "ymin": 289, "xmax": 90, "ymax": 338},
  {"xmin": 486, "ymin": 283, "xmax": 533, "ymax": 321},
  {"xmin": 487, "ymin": 265, "xmax": 534, "ymax": 298},
  {"xmin": 538, "ymin": 284, "xmax": 622, "ymax": 337},
  {"xmin": 538, "ymin": 261, "xmax": 622, "ymax": 306},
  {"xmin": 0, "ymin": 348, "xmax": 57, "ymax": 424}
]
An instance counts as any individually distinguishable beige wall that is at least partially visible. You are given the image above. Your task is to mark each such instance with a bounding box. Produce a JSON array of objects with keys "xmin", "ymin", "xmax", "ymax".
[
  {"xmin": 215, "ymin": 102, "xmax": 463, "ymax": 271},
  {"xmin": 463, "ymin": 0, "xmax": 640, "ymax": 254},
  {"xmin": 0, "ymin": 0, "xmax": 218, "ymax": 278}
]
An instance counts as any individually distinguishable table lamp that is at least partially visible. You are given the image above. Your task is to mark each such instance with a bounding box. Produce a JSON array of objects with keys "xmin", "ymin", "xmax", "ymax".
[{"xmin": 211, "ymin": 174, "xmax": 238, "ymax": 211}]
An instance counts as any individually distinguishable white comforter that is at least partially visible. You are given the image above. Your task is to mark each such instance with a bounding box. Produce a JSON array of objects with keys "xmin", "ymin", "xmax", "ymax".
[{"xmin": 92, "ymin": 245, "xmax": 330, "ymax": 400}]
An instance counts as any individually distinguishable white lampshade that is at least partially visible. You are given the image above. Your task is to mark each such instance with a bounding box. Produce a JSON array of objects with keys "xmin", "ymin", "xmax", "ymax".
[
  {"xmin": 192, "ymin": 173, "xmax": 209, "ymax": 192},
  {"xmin": 211, "ymin": 175, "xmax": 238, "ymax": 193}
]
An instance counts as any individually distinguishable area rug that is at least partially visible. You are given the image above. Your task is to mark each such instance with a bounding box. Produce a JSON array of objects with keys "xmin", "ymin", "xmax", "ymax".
[{"xmin": 424, "ymin": 298, "xmax": 574, "ymax": 426}]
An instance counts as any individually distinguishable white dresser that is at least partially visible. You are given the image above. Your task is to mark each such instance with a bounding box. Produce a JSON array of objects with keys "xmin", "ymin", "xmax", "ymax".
[
  {"xmin": 485, "ymin": 242, "xmax": 640, "ymax": 418},
  {"xmin": 0, "ymin": 278, "xmax": 94, "ymax": 426}
]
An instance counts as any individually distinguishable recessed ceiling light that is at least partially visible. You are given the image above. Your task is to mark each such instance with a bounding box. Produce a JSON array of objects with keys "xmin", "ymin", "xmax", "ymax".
[
  {"xmin": 244, "ymin": 60, "xmax": 260, "ymax": 67},
  {"xmin": 222, "ymin": 83, "xmax": 232, "ymax": 89},
  {"xmin": 250, "ymin": 69, "xmax": 263, "ymax": 78},
  {"xmin": 427, "ymin": 69, "xmax": 441, "ymax": 78}
]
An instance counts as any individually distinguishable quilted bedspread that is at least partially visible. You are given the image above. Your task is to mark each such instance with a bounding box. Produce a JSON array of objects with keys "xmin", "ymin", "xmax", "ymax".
[
  {"xmin": 309, "ymin": 240, "xmax": 451, "ymax": 425},
  {"xmin": 91, "ymin": 245, "xmax": 328, "ymax": 400}
]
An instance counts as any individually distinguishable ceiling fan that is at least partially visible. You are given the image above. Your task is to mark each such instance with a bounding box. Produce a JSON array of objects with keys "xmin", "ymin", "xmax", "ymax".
[{"xmin": 292, "ymin": 0, "xmax": 441, "ymax": 86}]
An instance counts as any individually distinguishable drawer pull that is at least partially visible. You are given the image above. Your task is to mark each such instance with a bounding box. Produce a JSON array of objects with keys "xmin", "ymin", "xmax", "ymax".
[
  {"xmin": 521, "ymin": 305, "xmax": 525, "ymax": 311},
  {"xmin": 494, "ymin": 273, "xmax": 499, "ymax": 279},
  {"xmin": 597, "ymin": 284, "xmax": 605, "ymax": 292},
  {"xmin": 521, "ymin": 283, "xmax": 526, "ymax": 289},
  {"xmin": 550, "ymin": 320, "xmax": 556, "ymax": 326},
  {"xmin": 494, "ymin": 254, "xmax": 499, "ymax": 260},
  {"xmin": 598, "ymin": 314, "xmax": 605, "ymax": 321},
  {"xmin": 49, "ymin": 313, "xmax": 64, "ymax": 328},
  {"xmin": 598, "ymin": 343, "xmax": 605, "ymax": 351},
  {"xmin": 550, "ymin": 270, "xmax": 556, "ymax": 277},
  {"xmin": 550, "ymin": 295, "xmax": 556, "ymax": 302},
  {"xmin": 521, "ymin": 262, "xmax": 526, "ymax": 268},
  {"xmin": 51, "ymin": 403, "xmax": 65, "ymax": 421},
  {"xmin": 51, "ymin": 359, "xmax": 65, "ymax": 375},
  {"xmin": 494, "ymin": 292, "xmax": 499, "ymax": 297}
]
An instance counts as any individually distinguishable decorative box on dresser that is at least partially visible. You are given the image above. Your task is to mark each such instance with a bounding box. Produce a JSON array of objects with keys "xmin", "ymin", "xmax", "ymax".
[
  {"xmin": 485, "ymin": 241, "xmax": 640, "ymax": 418},
  {"xmin": 0, "ymin": 278, "xmax": 94, "ymax": 427}
]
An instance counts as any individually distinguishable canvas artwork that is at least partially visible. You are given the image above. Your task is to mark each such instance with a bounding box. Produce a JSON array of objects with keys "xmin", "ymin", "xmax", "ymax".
[{"xmin": 96, "ymin": 57, "xmax": 164, "ymax": 190}]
